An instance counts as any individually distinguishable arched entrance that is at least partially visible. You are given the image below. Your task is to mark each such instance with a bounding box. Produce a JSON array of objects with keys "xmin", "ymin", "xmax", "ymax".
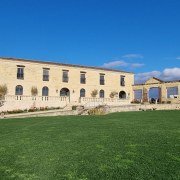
[
  {"xmin": 119, "ymin": 91, "xmax": 126, "ymax": 99},
  {"xmin": 60, "ymin": 88, "xmax": 70, "ymax": 97},
  {"xmin": 148, "ymin": 87, "xmax": 161, "ymax": 103}
]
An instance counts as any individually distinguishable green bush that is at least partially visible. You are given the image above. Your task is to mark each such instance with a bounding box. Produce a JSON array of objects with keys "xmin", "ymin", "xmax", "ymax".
[
  {"xmin": 72, "ymin": 106, "xmax": 77, "ymax": 110},
  {"xmin": 88, "ymin": 106, "xmax": 106, "ymax": 115}
]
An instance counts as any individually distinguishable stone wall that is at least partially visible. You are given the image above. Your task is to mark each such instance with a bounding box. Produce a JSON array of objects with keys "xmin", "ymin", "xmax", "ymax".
[
  {"xmin": 109, "ymin": 104, "xmax": 180, "ymax": 113},
  {"xmin": 0, "ymin": 58, "xmax": 134, "ymax": 104},
  {"xmin": 0, "ymin": 95, "xmax": 68, "ymax": 112}
]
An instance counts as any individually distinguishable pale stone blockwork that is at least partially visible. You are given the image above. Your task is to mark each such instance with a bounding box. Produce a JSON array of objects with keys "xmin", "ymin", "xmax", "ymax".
[
  {"xmin": 133, "ymin": 77, "xmax": 180, "ymax": 103},
  {"xmin": 0, "ymin": 57, "xmax": 134, "ymax": 111}
]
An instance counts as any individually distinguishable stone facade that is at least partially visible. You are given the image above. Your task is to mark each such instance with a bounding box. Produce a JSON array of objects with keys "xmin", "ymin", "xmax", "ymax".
[
  {"xmin": 0, "ymin": 57, "xmax": 134, "ymax": 111},
  {"xmin": 133, "ymin": 77, "xmax": 180, "ymax": 103}
]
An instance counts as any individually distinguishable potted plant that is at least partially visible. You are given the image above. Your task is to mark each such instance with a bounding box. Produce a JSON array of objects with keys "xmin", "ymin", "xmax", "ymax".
[
  {"xmin": 91, "ymin": 89, "xmax": 98, "ymax": 98},
  {"xmin": 0, "ymin": 84, "xmax": 8, "ymax": 99},
  {"xmin": 31, "ymin": 86, "xmax": 38, "ymax": 96},
  {"xmin": 109, "ymin": 91, "xmax": 118, "ymax": 98}
]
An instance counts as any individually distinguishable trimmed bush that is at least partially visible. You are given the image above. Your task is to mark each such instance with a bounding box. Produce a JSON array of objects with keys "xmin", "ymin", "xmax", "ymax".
[
  {"xmin": 91, "ymin": 89, "xmax": 98, "ymax": 97},
  {"xmin": 31, "ymin": 86, "xmax": 38, "ymax": 96},
  {"xmin": 109, "ymin": 91, "xmax": 118, "ymax": 98}
]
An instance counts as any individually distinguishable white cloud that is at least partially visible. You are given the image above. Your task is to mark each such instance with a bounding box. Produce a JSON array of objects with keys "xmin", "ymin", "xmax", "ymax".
[
  {"xmin": 135, "ymin": 67, "xmax": 180, "ymax": 84},
  {"xmin": 176, "ymin": 56, "xmax": 180, "ymax": 60},
  {"xmin": 122, "ymin": 54, "xmax": 144, "ymax": 59},
  {"xmin": 135, "ymin": 71, "xmax": 161, "ymax": 83},
  {"xmin": 102, "ymin": 60, "xmax": 128, "ymax": 68},
  {"xmin": 102, "ymin": 60, "xmax": 144, "ymax": 69},
  {"xmin": 131, "ymin": 63, "xmax": 144, "ymax": 68},
  {"xmin": 161, "ymin": 67, "xmax": 180, "ymax": 81}
]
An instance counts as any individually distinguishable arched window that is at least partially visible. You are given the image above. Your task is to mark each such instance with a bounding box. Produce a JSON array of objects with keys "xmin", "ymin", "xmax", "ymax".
[
  {"xmin": 99, "ymin": 90, "xmax": 105, "ymax": 98},
  {"xmin": 80, "ymin": 88, "xmax": 85, "ymax": 97},
  {"xmin": 15, "ymin": 85, "xmax": 23, "ymax": 95},
  {"xmin": 42, "ymin": 86, "xmax": 49, "ymax": 96},
  {"xmin": 119, "ymin": 91, "xmax": 126, "ymax": 99}
]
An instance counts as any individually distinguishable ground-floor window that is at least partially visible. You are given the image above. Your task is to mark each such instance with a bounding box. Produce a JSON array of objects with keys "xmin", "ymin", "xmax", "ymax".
[
  {"xmin": 42, "ymin": 86, "xmax": 49, "ymax": 96},
  {"xmin": 15, "ymin": 85, "xmax": 23, "ymax": 95},
  {"xmin": 80, "ymin": 88, "xmax": 85, "ymax": 97},
  {"xmin": 99, "ymin": 90, "xmax": 105, "ymax": 98}
]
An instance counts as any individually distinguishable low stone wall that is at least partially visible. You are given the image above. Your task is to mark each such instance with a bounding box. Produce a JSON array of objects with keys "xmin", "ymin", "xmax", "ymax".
[
  {"xmin": 0, "ymin": 95, "xmax": 68, "ymax": 112},
  {"xmin": 1, "ymin": 102, "xmax": 180, "ymax": 119},
  {"xmin": 80, "ymin": 97, "xmax": 131, "ymax": 107},
  {"xmin": 109, "ymin": 103, "xmax": 180, "ymax": 113},
  {"xmin": 2, "ymin": 109, "xmax": 78, "ymax": 119}
]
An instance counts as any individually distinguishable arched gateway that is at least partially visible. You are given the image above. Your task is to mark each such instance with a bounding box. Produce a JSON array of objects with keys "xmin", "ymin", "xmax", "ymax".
[
  {"xmin": 60, "ymin": 88, "xmax": 70, "ymax": 97},
  {"xmin": 119, "ymin": 91, "xmax": 126, "ymax": 99}
]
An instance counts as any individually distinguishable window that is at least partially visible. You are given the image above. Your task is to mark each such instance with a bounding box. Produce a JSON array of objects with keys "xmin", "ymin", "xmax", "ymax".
[
  {"xmin": 17, "ymin": 67, "xmax": 24, "ymax": 79},
  {"xmin": 167, "ymin": 87, "xmax": 178, "ymax": 98},
  {"xmin": 62, "ymin": 70, "xmax": 69, "ymax": 82},
  {"xmin": 15, "ymin": 85, "xmax": 23, "ymax": 95},
  {"xmin": 80, "ymin": 73, "xmax": 86, "ymax": 84},
  {"xmin": 100, "ymin": 74, "xmax": 105, "ymax": 85},
  {"xmin": 80, "ymin": 88, "xmax": 85, "ymax": 97},
  {"xmin": 99, "ymin": 90, "xmax": 105, "ymax": 98},
  {"xmin": 42, "ymin": 86, "xmax": 49, "ymax": 96},
  {"xmin": 43, "ymin": 68, "xmax": 49, "ymax": 81},
  {"xmin": 120, "ymin": 75, "xmax": 125, "ymax": 86}
]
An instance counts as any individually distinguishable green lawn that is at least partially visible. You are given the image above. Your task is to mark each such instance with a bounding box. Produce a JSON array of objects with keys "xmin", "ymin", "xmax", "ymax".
[{"xmin": 0, "ymin": 111, "xmax": 180, "ymax": 179}]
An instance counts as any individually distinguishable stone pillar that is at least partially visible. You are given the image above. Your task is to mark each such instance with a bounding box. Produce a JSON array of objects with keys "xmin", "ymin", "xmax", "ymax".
[
  {"xmin": 143, "ymin": 87, "xmax": 149, "ymax": 102},
  {"xmin": 158, "ymin": 87, "xmax": 162, "ymax": 103},
  {"xmin": 178, "ymin": 85, "xmax": 180, "ymax": 96},
  {"xmin": 161, "ymin": 85, "xmax": 167, "ymax": 102}
]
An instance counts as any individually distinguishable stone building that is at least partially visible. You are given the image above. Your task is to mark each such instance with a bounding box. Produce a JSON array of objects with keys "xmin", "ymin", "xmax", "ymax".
[
  {"xmin": 0, "ymin": 57, "xmax": 134, "ymax": 111},
  {"xmin": 133, "ymin": 77, "xmax": 180, "ymax": 103}
]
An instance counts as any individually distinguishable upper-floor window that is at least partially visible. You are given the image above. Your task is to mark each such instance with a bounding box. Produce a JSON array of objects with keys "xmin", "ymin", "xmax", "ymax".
[
  {"xmin": 80, "ymin": 72, "xmax": 86, "ymax": 84},
  {"xmin": 100, "ymin": 74, "xmax": 105, "ymax": 85},
  {"xmin": 120, "ymin": 75, "xmax": 125, "ymax": 86},
  {"xmin": 62, "ymin": 70, "xmax": 69, "ymax": 82},
  {"xmin": 43, "ymin": 68, "xmax": 49, "ymax": 81},
  {"xmin": 17, "ymin": 66, "xmax": 24, "ymax": 79}
]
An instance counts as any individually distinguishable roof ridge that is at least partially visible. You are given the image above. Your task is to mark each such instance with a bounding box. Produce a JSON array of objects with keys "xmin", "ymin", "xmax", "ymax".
[{"xmin": 0, "ymin": 56, "xmax": 133, "ymax": 74}]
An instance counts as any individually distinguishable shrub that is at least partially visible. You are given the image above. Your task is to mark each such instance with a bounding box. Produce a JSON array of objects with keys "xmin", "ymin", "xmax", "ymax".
[
  {"xmin": 131, "ymin": 99, "xmax": 141, "ymax": 104},
  {"xmin": 72, "ymin": 106, "xmax": 77, "ymax": 110},
  {"xmin": 0, "ymin": 84, "xmax": 8, "ymax": 97},
  {"xmin": 91, "ymin": 89, "xmax": 98, "ymax": 97},
  {"xmin": 88, "ymin": 106, "xmax": 106, "ymax": 115},
  {"xmin": 109, "ymin": 91, "xmax": 118, "ymax": 98},
  {"xmin": 7, "ymin": 109, "xmax": 24, "ymax": 114},
  {"xmin": 31, "ymin": 86, "xmax": 38, "ymax": 96}
]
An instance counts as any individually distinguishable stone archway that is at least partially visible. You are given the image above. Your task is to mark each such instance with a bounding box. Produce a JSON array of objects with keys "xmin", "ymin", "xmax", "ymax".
[
  {"xmin": 148, "ymin": 87, "xmax": 161, "ymax": 103},
  {"xmin": 119, "ymin": 91, "xmax": 126, "ymax": 99},
  {"xmin": 60, "ymin": 88, "xmax": 70, "ymax": 97}
]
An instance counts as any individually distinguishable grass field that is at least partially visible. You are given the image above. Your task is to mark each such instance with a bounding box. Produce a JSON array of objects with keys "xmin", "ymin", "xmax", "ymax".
[{"xmin": 0, "ymin": 111, "xmax": 180, "ymax": 179}]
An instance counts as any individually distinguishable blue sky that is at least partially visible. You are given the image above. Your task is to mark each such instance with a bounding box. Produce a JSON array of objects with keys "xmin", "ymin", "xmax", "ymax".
[{"xmin": 0, "ymin": 0, "xmax": 179, "ymax": 82}]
